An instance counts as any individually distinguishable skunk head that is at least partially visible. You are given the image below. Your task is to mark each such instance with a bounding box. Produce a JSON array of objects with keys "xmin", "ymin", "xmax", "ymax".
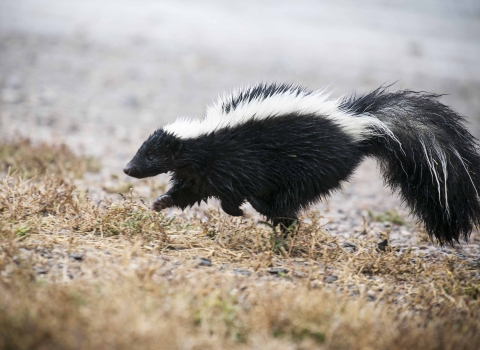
[{"xmin": 124, "ymin": 129, "xmax": 183, "ymax": 179}]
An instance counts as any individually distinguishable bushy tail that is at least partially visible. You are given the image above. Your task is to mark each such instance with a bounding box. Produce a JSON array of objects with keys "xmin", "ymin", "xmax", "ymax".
[{"xmin": 340, "ymin": 87, "xmax": 480, "ymax": 245}]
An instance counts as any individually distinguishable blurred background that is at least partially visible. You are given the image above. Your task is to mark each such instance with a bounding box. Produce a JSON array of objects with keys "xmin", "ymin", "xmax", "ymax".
[{"xmin": 1, "ymin": 0, "xmax": 480, "ymax": 170}]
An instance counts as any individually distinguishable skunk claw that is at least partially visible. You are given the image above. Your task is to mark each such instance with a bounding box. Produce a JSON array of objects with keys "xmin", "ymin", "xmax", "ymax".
[{"xmin": 151, "ymin": 195, "xmax": 173, "ymax": 211}]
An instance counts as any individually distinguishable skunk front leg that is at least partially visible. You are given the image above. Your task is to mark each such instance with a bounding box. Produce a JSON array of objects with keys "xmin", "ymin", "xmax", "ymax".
[
  {"xmin": 151, "ymin": 194, "xmax": 174, "ymax": 211},
  {"xmin": 151, "ymin": 181, "xmax": 205, "ymax": 212}
]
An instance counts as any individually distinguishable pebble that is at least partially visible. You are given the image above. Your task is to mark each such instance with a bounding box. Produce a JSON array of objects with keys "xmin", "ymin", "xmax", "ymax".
[
  {"xmin": 234, "ymin": 268, "xmax": 252, "ymax": 277},
  {"xmin": 377, "ymin": 239, "xmax": 389, "ymax": 251},
  {"xmin": 34, "ymin": 266, "xmax": 48, "ymax": 274},
  {"xmin": 167, "ymin": 245, "xmax": 186, "ymax": 251},
  {"xmin": 196, "ymin": 257, "xmax": 212, "ymax": 267},
  {"xmin": 343, "ymin": 241, "xmax": 358, "ymax": 249},
  {"xmin": 293, "ymin": 271, "xmax": 307, "ymax": 278},
  {"xmin": 69, "ymin": 252, "xmax": 84, "ymax": 261},
  {"xmin": 325, "ymin": 275, "xmax": 338, "ymax": 283},
  {"xmin": 467, "ymin": 261, "xmax": 479, "ymax": 268}
]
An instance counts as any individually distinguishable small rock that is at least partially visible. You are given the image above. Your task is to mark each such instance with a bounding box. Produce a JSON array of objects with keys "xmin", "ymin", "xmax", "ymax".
[
  {"xmin": 268, "ymin": 267, "xmax": 288, "ymax": 275},
  {"xmin": 69, "ymin": 252, "xmax": 84, "ymax": 261},
  {"xmin": 167, "ymin": 245, "xmax": 186, "ymax": 251},
  {"xmin": 377, "ymin": 239, "xmax": 389, "ymax": 251},
  {"xmin": 343, "ymin": 241, "xmax": 358, "ymax": 249},
  {"xmin": 34, "ymin": 267, "xmax": 48, "ymax": 274},
  {"xmin": 234, "ymin": 269, "xmax": 252, "ymax": 277},
  {"xmin": 455, "ymin": 252, "xmax": 468, "ymax": 260},
  {"xmin": 39, "ymin": 250, "xmax": 53, "ymax": 259},
  {"xmin": 366, "ymin": 290, "xmax": 377, "ymax": 301},
  {"xmin": 325, "ymin": 275, "xmax": 338, "ymax": 283},
  {"xmin": 293, "ymin": 270, "xmax": 307, "ymax": 278},
  {"xmin": 196, "ymin": 257, "xmax": 212, "ymax": 267}
]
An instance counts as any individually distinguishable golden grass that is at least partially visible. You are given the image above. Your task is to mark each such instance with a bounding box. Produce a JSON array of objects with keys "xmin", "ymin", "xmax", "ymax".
[
  {"xmin": 0, "ymin": 138, "xmax": 479, "ymax": 349},
  {"xmin": 0, "ymin": 137, "xmax": 100, "ymax": 178}
]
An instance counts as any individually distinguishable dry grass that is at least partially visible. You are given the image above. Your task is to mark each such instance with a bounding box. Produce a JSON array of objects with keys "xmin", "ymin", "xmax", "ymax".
[
  {"xmin": 0, "ymin": 138, "xmax": 479, "ymax": 349},
  {"xmin": 0, "ymin": 137, "xmax": 100, "ymax": 178}
]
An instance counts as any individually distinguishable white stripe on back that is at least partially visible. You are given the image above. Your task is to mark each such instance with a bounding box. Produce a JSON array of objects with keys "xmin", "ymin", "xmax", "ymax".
[{"xmin": 163, "ymin": 84, "xmax": 393, "ymax": 142}]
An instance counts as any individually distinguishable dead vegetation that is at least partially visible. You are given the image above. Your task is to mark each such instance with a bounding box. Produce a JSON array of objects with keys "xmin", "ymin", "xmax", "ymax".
[
  {"xmin": 0, "ymin": 137, "xmax": 100, "ymax": 178},
  {"xmin": 0, "ymin": 138, "xmax": 479, "ymax": 349}
]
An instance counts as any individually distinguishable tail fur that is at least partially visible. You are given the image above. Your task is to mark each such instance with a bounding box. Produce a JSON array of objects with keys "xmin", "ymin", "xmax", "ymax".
[{"xmin": 340, "ymin": 87, "xmax": 480, "ymax": 245}]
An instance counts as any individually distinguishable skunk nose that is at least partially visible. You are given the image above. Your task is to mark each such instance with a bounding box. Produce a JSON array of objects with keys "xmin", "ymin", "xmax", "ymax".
[{"xmin": 123, "ymin": 165, "xmax": 133, "ymax": 176}]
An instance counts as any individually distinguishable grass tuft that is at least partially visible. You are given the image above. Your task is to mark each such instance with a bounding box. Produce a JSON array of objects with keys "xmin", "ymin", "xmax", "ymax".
[{"xmin": 0, "ymin": 136, "xmax": 100, "ymax": 178}]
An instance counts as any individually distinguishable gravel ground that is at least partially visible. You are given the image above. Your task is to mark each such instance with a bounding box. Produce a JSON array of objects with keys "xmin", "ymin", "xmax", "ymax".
[{"xmin": 1, "ymin": 0, "xmax": 480, "ymax": 258}]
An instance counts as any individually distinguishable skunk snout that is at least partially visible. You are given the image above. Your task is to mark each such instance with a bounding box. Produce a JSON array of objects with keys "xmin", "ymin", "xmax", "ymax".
[
  {"xmin": 123, "ymin": 164, "xmax": 137, "ymax": 177},
  {"xmin": 123, "ymin": 159, "xmax": 159, "ymax": 179}
]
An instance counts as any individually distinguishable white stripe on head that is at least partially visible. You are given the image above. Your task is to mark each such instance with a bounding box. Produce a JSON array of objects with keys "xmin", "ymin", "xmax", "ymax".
[{"xmin": 163, "ymin": 84, "xmax": 393, "ymax": 142}]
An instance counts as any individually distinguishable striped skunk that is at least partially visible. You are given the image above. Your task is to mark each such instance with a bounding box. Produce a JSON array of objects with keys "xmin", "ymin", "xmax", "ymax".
[{"xmin": 124, "ymin": 83, "xmax": 480, "ymax": 245}]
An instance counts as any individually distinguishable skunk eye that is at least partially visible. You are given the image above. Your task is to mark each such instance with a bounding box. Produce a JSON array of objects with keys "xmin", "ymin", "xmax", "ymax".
[{"xmin": 147, "ymin": 155, "xmax": 155, "ymax": 162}]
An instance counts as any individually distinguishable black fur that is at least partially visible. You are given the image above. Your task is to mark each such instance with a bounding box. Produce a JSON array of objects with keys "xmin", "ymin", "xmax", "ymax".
[
  {"xmin": 222, "ymin": 83, "xmax": 308, "ymax": 113},
  {"xmin": 124, "ymin": 84, "xmax": 480, "ymax": 245}
]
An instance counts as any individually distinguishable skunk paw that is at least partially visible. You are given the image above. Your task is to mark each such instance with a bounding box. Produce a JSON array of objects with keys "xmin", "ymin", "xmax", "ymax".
[{"xmin": 151, "ymin": 195, "xmax": 173, "ymax": 211}]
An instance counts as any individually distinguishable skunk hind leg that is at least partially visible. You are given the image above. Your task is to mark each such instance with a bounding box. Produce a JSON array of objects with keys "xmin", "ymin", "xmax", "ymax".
[
  {"xmin": 248, "ymin": 195, "xmax": 299, "ymax": 235},
  {"xmin": 272, "ymin": 216, "xmax": 299, "ymax": 235},
  {"xmin": 220, "ymin": 196, "xmax": 245, "ymax": 216}
]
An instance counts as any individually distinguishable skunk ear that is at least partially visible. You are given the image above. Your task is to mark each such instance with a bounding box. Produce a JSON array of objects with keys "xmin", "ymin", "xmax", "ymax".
[{"xmin": 170, "ymin": 139, "xmax": 183, "ymax": 159}]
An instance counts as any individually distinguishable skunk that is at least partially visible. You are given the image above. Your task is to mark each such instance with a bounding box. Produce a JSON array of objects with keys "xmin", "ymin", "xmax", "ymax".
[{"xmin": 124, "ymin": 83, "xmax": 480, "ymax": 245}]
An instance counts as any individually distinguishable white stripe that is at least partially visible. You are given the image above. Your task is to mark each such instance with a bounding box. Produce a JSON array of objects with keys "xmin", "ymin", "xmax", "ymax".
[
  {"xmin": 453, "ymin": 149, "xmax": 479, "ymax": 199},
  {"xmin": 163, "ymin": 84, "xmax": 393, "ymax": 142}
]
